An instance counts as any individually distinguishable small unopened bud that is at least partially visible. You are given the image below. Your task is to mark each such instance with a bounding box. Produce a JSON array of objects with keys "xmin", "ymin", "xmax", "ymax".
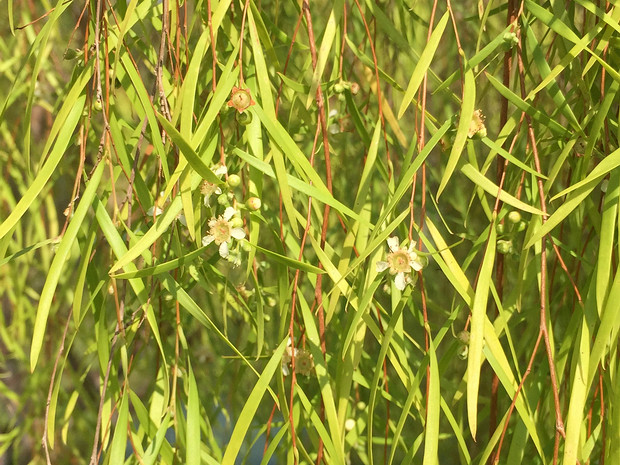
[
  {"xmin": 246, "ymin": 197, "xmax": 262, "ymax": 211},
  {"xmin": 344, "ymin": 418, "xmax": 356, "ymax": 432},
  {"xmin": 227, "ymin": 174, "xmax": 241, "ymax": 187},
  {"xmin": 217, "ymin": 193, "xmax": 229, "ymax": 205},
  {"xmin": 350, "ymin": 82, "xmax": 360, "ymax": 95},
  {"xmin": 230, "ymin": 217, "xmax": 244, "ymax": 229},
  {"xmin": 507, "ymin": 211, "xmax": 521, "ymax": 224}
]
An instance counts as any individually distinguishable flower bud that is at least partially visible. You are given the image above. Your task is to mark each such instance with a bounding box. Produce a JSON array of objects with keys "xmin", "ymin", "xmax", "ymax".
[
  {"xmin": 496, "ymin": 223, "xmax": 505, "ymax": 235},
  {"xmin": 246, "ymin": 197, "xmax": 262, "ymax": 211},
  {"xmin": 350, "ymin": 82, "xmax": 360, "ymax": 95},
  {"xmin": 344, "ymin": 419, "xmax": 356, "ymax": 432},
  {"xmin": 227, "ymin": 174, "xmax": 241, "ymax": 187},
  {"xmin": 230, "ymin": 217, "xmax": 244, "ymax": 229},
  {"xmin": 507, "ymin": 211, "xmax": 521, "ymax": 224},
  {"xmin": 217, "ymin": 193, "xmax": 229, "ymax": 205}
]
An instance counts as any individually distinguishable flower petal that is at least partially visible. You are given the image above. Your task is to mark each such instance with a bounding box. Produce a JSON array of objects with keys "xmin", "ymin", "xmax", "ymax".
[
  {"xmin": 219, "ymin": 241, "xmax": 229, "ymax": 258},
  {"xmin": 212, "ymin": 164, "xmax": 228, "ymax": 177},
  {"xmin": 147, "ymin": 206, "xmax": 163, "ymax": 217},
  {"xmin": 223, "ymin": 207, "xmax": 236, "ymax": 221},
  {"xmin": 376, "ymin": 261, "xmax": 389, "ymax": 272},
  {"xmin": 387, "ymin": 236, "xmax": 400, "ymax": 252},
  {"xmin": 411, "ymin": 260, "xmax": 424, "ymax": 272},
  {"xmin": 231, "ymin": 228, "xmax": 246, "ymax": 240},
  {"xmin": 202, "ymin": 235, "xmax": 215, "ymax": 246},
  {"xmin": 394, "ymin": 272, "xmax": 407, "ymax": 291}
]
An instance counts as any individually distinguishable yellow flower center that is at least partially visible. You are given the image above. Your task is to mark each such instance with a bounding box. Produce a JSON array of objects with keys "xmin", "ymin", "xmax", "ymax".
[
  {"xmin": 230, "ymin": 89, "xmax": 253, "ymax": 112},
  {"xmin": 387, "ymin": 250, "xmax": 411, "ymax": 273},
  {"xmin": 209, "ymin": 218, "xmax": 232, "ymax": 245},
  {"xmin": 200, "ymin": 180, "xmax": 218, "ymax": 196}
]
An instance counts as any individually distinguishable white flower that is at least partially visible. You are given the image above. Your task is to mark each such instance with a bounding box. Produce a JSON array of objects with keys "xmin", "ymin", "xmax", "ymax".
[
  {"xmin": 376, "ymin": 236, "xmax": 424, "ymax": 291},
  {"xmin": 201, "ymin": 207, "xmax": 245, "ymax": 258},
  {"xmin": 200, "ymin": 163, "xmax": 228, "ymax": 206}
]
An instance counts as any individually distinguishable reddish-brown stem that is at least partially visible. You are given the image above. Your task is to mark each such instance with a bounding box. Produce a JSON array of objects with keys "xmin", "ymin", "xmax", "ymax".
[
  {"xmin": 351, "ymin": 0, "xmax": 390, "ymax": 173},
  {"xmin": 493, "ymin": 331, "xmax": 543, "ymax": 464},
  {"xmin": 516, "ymin": 45, "xmax": 566, "ymax": 463}
]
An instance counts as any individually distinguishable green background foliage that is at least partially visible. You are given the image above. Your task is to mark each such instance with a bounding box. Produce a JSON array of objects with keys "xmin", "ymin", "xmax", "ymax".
[{"xmin": 0, "ymin": 0, "xmax": 618, "ymax": 464}]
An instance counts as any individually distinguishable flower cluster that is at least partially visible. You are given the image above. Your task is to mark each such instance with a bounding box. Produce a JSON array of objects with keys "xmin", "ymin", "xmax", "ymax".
[{"xmin": 376, "ymin": 236, "xmax": 425, "ymax": 291}]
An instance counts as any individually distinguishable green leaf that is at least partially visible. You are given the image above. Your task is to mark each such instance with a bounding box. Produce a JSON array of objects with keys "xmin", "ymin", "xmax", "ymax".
[
  {"xmin": 422, "ymin": 332, "xmax": 440, "ymax": 464},
  {"xmin": 467, "ymin": 221, "xmax": 496, "ymax": 439},
  {"xmin": 186, "ymin": 362, "xmax": 201, "ymax": 465},
  {"xmin": 398, "ymin": 11, "xmax": 450, "ymax": 119},
  {"xmin": 220, "ymin": 338, "xmax": 288, "ymax": 465},
  {"xmin": 437, "ymin": 66, "xmax": 475, "ymax": 198},
  {"xmin": 461, "ymin": 163, "xmax": 545, "ymax": 215},
  {"xmin": 109, "ymin": 389, "xmax": 129, "ymax": 465},
  {"xmin": 0, "ymin": 94, "xmax": 86, "ymax": 242},
  {"xmin": 30, "ymin": 160, "xmax": 104, "ymax": 372},
  {"xmin": 245, "ymin": 241, "xmax": 326, "ymax": 274}
]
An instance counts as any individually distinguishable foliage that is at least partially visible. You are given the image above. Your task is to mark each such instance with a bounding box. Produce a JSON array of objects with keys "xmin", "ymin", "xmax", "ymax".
[{"xmin": 1, "ymin": 0, "xmax": 619, "ymax": 464}]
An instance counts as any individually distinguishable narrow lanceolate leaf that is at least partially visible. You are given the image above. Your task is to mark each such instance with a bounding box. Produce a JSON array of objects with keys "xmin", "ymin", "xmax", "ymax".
[
  {"xmin": 596, "ymin": 170, "xmax": 619, "ymax": 313},
  {"xmin": 220, "ymin": 338, "xmax": 288, "ymax": 465},
  {"xmin": 0, "ymin": 94, "xmax": 86, "ymax": 242},
  {"xmin": 467, "ymin": 222, "xmax": 496, "ymax": 439},
  {"xmin": 108, "ymin": 389, "xmax": 129, "ymax": 465},
  {"xmin": 524, "ymin": 178, "xmax": 599, "ymax": 249},
  {"xmin": 437, "ymin": 66, "xmax": 475, "ymax": 198},
  {"xmin": 398, "ymin": 11, "xmax": 449, "ymax": 118},
  {"xmin": 423, "ymin": 333, "xmax": 440, "ymax": 465},
  {"xmin": 30, "ymin": 160, "xmax": 105, "ymax": 372},
  {"xmin": 461, "ymin": 163, "xmax": 545, "ymax": 215},
  {"xmin": 108, "ymin": 195, "xmax": 183, "ymax": 274},
  {"xmin": 157, "ymin": 113, "xmax": 222, "ymax": 185},
  {"xmin": 562, "ymin": 315, "xmax": 590, "ymax": 465},
  {"xmin": 186, "ymin": 362, "xmax": 201, "ymax": 465}
]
